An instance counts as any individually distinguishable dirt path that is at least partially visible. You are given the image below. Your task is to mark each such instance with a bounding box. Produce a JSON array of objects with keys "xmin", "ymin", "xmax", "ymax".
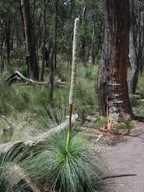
[{"xmin": 103, "ymin": 124, "xmax": 144, "ymax": 192}]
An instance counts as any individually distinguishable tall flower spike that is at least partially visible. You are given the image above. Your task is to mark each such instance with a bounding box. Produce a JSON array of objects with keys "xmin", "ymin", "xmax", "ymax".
[
  {"xmin": 69, "ymin": 18, "xmax": 79, "ymax": 105},
  {"xmin": 66, "ymin": 18, "xmax": 79, "ymax": 150}
]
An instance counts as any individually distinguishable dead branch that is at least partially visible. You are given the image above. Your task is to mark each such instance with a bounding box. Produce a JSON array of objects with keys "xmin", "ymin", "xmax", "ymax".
[
  {"xmin": 57, "ymin": 79, "xmax": 68, "ymax": 86},
  {"xmin": 6, "ymin": 71, "xmax": 49, "ymax": 85},
  {"xmin": 5, "ymin": 163, "xmax": 41, "ymax": 192},
  {"xmin": 103, "ymin": 173, "xmax": 137, "ymax": 180}
]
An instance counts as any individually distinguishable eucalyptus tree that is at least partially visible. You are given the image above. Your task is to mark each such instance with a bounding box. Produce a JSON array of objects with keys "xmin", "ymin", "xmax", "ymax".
[{"xmin": 97, "ymin": 0, "xmax": 133, "ymax": 120}]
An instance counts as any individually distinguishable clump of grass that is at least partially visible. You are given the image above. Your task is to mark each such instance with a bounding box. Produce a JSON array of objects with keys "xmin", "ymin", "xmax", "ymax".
[
  {"xmin": 94, "ymin": 116, "xmax": 108, "ymax": 128},
  {"xmin": 113, "ymin": 120, "xmax": 135, "ymax": 135},
  {"xmin": 78, "ymin": 65, "xmax": 93, "ymax": 79},
  {"xmin": 23, "ymin": 130, "xmax": 107, "ymax": 192},
  {"xmin": 40, "ymin": 103, "xmax": 67, "ymax": 128}
]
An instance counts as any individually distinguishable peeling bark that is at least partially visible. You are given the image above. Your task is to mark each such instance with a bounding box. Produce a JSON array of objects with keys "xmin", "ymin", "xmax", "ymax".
[{"xmin": 97, "ymin": 0, "xmax": 133, "ymax": 120}]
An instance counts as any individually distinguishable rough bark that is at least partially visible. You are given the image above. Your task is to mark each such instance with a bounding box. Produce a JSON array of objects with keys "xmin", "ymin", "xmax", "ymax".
[
  {"xmin": 128, "ymin": 0, "xmax": 139, "ymax": 94},
  {"xmin": 20, "ymin": 0, "xmax": 39, "ymax": 80},
  {"xmin": 97, "ymin": 0, "xmax": 133, "ymax": 120}
]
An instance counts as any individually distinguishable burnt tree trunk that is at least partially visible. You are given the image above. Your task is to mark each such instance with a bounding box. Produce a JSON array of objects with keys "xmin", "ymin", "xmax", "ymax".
[
  {"xmin": 20, "ymin": 0, "xmax": 39, "ymax": 80},
  {"xmin": 128, "ymin": 0, "xmax": 139, "ymax": 94},
  {"xmin": 97, "ymin": 0, "xmax": 133, "ymax": 120}
]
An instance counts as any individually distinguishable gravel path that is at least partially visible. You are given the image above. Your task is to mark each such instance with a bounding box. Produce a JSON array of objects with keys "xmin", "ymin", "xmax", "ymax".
[{"xmin": 104, "ymin": 126, "xmax": 144, "ymax": 192}]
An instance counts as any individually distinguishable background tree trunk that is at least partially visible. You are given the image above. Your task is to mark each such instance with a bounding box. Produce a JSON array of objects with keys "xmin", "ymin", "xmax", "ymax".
[
  {"xmin": 128, "ymin": 0, "xmax": 139, "ymax": 94},
  {"xmin": 6, "ymin": 19, "xmax": 11, "ymax": 66},
  {"xmin": 0, "ymin": 22, "xmax": 5, "ymax": 73},
  {"xmin": 80, "ymin": 6, "xmax": 87, "ymax": 63},
  {"xmin": 91, "ymin": 0, "xmax": 96, "ymax": 65},
  {"xmin": 54, "ymin": 0, "xmax": 58, "ymax": 69},
  {"xmin": 40, "ymin": 0, "xmax": 46, "ymax": 82},
  {"xmin": 137, "ymin": 0, "xmax": 143, "ymax": 74},
  {"xmin": 49, "ymin": 0, "xmax": 58, "ymax": 100},
  {"xmin": 20, "ymin": 0, "xmax": 39, "ymax": 80},
  {"xmin": 97, "ymin": 0, "xmax": 133, "ymax": 120}
]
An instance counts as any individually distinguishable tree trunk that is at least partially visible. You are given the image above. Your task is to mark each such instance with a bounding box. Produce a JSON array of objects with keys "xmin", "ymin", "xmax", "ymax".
[
  {"xmin": 0, "ymin": 26, "xmax": 5, "ymax": 73},
  {"xmin": 97, "ymin": 0, "xmax": 133, "ymax": 120},
  {"xmin": 49, "ymin": 0, "xmax": 58, "ymax": 100},
  {"xmin": 6, "ymin": 19, "xmax": 11, "ymax": 66},
  {"xmin": 54, "ymin": 0, "xmax": 58, "ymax": 69},
  {"xmin": 40, "ymin": 0, "xmax": 46, "ymax": 82},
  {"xmin": 45, "ymin": 39, "xmax": 51, "ymax": 67},
  {"xmin": 80, "ymin": 6, "xmax": 87, "ymax": 63},
  {"xmin": 91, "ymin": 0, "xmax": 96, "ymax": 65},
  {"xmin": 128, "ymin": 0, "xmax": 139, "ymax": 94},
  {"xmin": 137, "ymin": 0, "xmax": 143, "ymax": 74},
  {"xmin": 20, "ymin": 0, "xmax": 39, "ymax": 80},
  {"xmin": 49, "ymin": 46, "xmax": 54, "ymax": 101}
]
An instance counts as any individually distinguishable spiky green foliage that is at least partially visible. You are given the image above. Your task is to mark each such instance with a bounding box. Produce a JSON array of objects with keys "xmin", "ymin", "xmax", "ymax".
[
  {"xmin": 23, "ymin": 130, "xmax": 107, "ymax": 192},
  {"xmin": 40, "ymin": 103, "xmax": 66, "ymax": 128},
  {"xmin": 0, "ymin": 144, "xmax": 30, "ymax": 192}
]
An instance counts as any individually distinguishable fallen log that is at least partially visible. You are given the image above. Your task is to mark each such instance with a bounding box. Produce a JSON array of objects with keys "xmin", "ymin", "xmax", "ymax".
[
  {"xmin": 0, "ymin": 114, "xmax": 78, "ymax": 153},
  {"xmin": 6, "ymin": 71, "xmax": 49, "ymax": 85},
  {"xmin": 5, "ymin": 163, "xmax": 41, "ymax": 192}
]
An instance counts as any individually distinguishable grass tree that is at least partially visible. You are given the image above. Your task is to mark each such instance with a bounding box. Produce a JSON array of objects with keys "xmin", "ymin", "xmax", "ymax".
[{"xmin": 22, "ymin": 130, "xmax": 107, "ymax": 192}]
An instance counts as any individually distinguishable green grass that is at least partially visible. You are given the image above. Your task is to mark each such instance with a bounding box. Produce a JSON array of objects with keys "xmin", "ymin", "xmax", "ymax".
[
  {"xmin": 112, "ymin": 120, "xmax": 135, "ymax": 135},
  {"xmin": 0, "ymin": 63, "xmax": 99, "ymax": 142},
  {"xmin": 94, "ymin": 116, "xmax": 108, "ymax": 128}
]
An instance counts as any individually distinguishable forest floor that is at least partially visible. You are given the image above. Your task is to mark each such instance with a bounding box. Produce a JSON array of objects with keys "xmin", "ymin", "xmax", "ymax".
[
  {"xmin": 101, "ymin": 121, "xmax": 144, "ymax": 192},
  {"xmin": 1, "ymin": 64, "xmax": 144, "ymax": 191}
]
